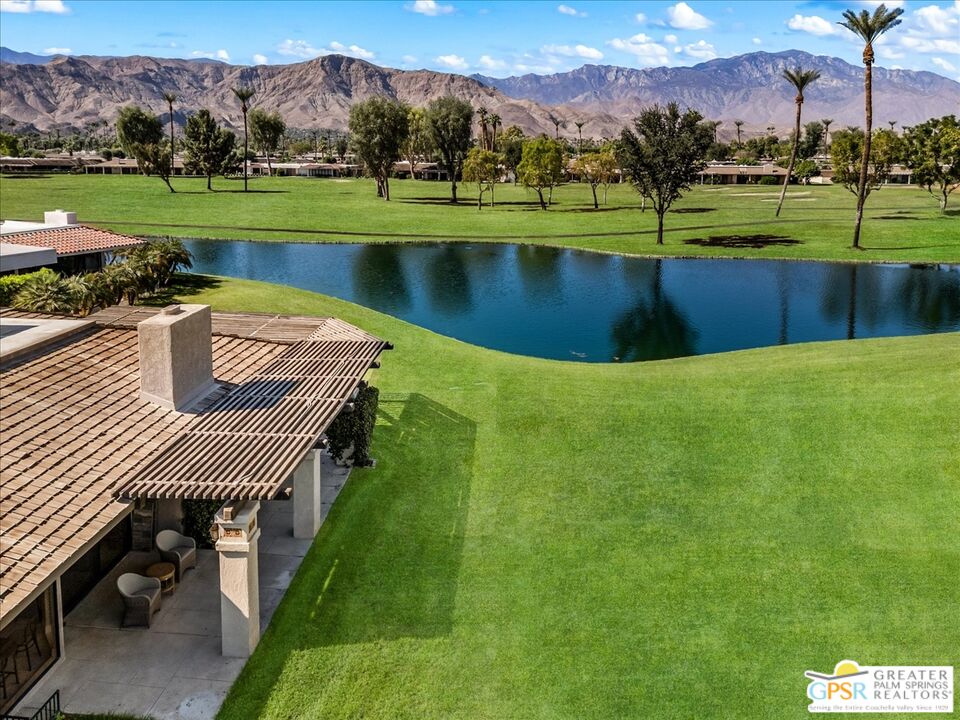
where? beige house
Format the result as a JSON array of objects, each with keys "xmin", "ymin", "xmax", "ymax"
[{"xmin": 0, "ymin": 304, "xmax": 388, "ymax": 715}]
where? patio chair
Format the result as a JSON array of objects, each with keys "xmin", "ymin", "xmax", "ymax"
[
  {"xmin": 117, "ymin": 573, "xmax": 161, "ymax": 628},
  {"xmin": 156, "ymin": 529, "xmax": 197, "ymax": 582}
]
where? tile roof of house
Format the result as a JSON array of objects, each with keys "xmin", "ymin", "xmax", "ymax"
[
  {"xmin": 0, "ymin": 306, "xmax": 387, "ymax": 626},
  {"xmin": 0, "ymin": 225, "xmax": 146, "ymax": 256}
]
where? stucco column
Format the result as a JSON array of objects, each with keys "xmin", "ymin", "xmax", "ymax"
[
  {"xmin": 292, "ymin": 449, "xmax": 323, "ymax": 539},
  {"xmin": 214, "ymin": 500, "xmax": 261, "ymax": 658}
]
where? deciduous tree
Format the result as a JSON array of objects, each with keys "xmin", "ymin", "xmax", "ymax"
[
  {"xmin": 348, "ymin": 97, "xmax": 409, "ymax": 201},
  {"xmin": 249, "ymin": 108, "xmax": 286, "ymax": 175},
  {"xmin": 517, "ymin": 137, "xmax": 565, "ymax": 210},
  {"xmin": 115, "ymin": 105, "xmax": 175, "ymax": 192},
  {"xmin": 905, "ymin": 115, "xmax": 960, "ymax": 213},
  {"xmin": 462, "ymin": 147, "xmax": 501, "ymax": 209},
  {"xmin": 426, "ymin": 97, "xmax": 473, "ymax": 203}
]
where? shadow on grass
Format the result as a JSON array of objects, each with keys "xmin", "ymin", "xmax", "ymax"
[
  {"xmin": 223, "ymin": 392, "xmax": 476, "ymax": 716},
  {"xmin": 684, "ymin": 234, "xmax": 801, "ymax": 249},
  {"xmin": 139, "ymin": 273, "xmax": 222, "ymax": 306},
  {"xmin": 670, "ymin": 207, "xmax": 717, "ymax": 214}
]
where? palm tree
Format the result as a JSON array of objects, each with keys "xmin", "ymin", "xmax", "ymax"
[
  {"xmin": 550, "ymin": 115, "xmax": 561, "ymax": 139},
  {"xmin": 776, "ymin": 67, "xmax": 821, "ymax": 217},
  {"xmin": 11, "ymin": 272, "xmax": 76, "ymax": 314},
  {"xmin": 887, "ymin": 119, "xmax": 897, "ymax": 133},
  {"xmin": 734, "ymin": 120, "xmax": 745, "ymax": 148},
  {"xmin": 820, "ymin": 118, "xmax": 833, "ymax": 155},
  {"xmin": 839, "ymin": 3, "xmax": 904, "ymax": 248},
  {"xmin": 476, "ymin": 107, "xmax": 489, "ymax": 150},
  {"xmin": 712, "ymin": 120, "xmax": 722, "ymax": 145},
  {"xmin": 766, "ymin": 125, "xmax": 776, "ymax": 137},
  {"xmin": 575, "ymin": 120, "xmax": 585, "ymax": 156},
  {"xmin": 162, "ymin": 92, "xmax": 177, "ymax": 179},
  {"xmin": 488, "ymin": 113, "xmax": 501, "ymax": 151},
  {"xmin": 232, "ymin": 86, "xmax": 256, "ymax": 191}
]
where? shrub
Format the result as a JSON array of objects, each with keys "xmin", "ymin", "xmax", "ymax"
[
  {"xmin": 759, "ymin": 176, "xmax": 780, "ymax": 185},
  {"xmin": 182, "ymin": 499, "xmax": 222, "ymax": 549},
  {"xmin": 0, "ymin": 268, "xmax": 58, "ymax": 306},
  {"xmin": 326, "ymin": 383, "xmax": 380, "ymax": 466}
]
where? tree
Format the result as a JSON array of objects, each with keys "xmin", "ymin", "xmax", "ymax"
[
  {"xmin": 182, "ymin": 109, "xmax": 237, "ymax": 190},
  {"xmin": 462, "ymin": 147, "xmax": 500, "ymax": 209},
  {"xmin": 793, "ymin": 158, "xmax": 820, "ymax": 184},
  {"xmin": 11, "ymin": 272, "xmax": 75, "ymax": 314},
  {"xmin": 573, "ymin": 150, "xmax": 617, "ymax": 208},
  {"xmin": 517, "ymin": 137, "xmax": 565, "ymax": 210},
  {"xmin": 499, "ymin": 125, "xmax": 525, "ymax": 184},
  {"xmin": 734, "ymin": 120, "xmax": 745, "ymax": 148},
  {"xmin": 776, "ymin": 67, "xmax": 821, "ymax": 216},
  {"xmin": 249, "ymin": 108, "xmax": 286, "ymax": 175},
  {"xmin": 830, "ymin": 127, "xmax": 903, "ymax": 201},
  {"xmin": 839, "ymin": 3, "xmax": 904, "ymax": 248},
  {"xmin": 905, "ymin": 115, "xmax": 960, "ymax": 213},
  {"xmin": 348, "ymin": 97, "xmax": 409, "ymax": 201},
  {"xmin": 575, "ymin": 120, "xmax": 586, "ymax": 156},
  {"xmin": 232, "ymin": 86, "xmax": 256, "ymax": 191},
  {"xmin": 426, "ymin": 96, "xmax": 473, "ymax": 203},
  {"xmin": 618, "ymin": 103, "xmax": 713, "ymax": 244},
  {"xmin": 162, "ymin": 92, "xmax": 177, "ymax": 179},
  {"xmin": 115, "ymin": 105, "xmax": 175, "ymax": 192},
  {"xmin": 404, "ymin": 106, "xmax": 430, "ymax": 179},
  {"xmin": 798, "ymin": 121, "xmax": 825, "ymax": 161},
  {"xmin": 476, "ymin": 106, "xmax": 489, "ymax": 150},
  {"xmin": 821, "ymin": 118, "xmax": 834, "ymax": 154},
  {"xmin": 488, "ymin": 114, "xmax": 502, "ymax": 152},
  {"xmin": 0, "ymin": 130, "xmax": 21, "ymax": 157}
]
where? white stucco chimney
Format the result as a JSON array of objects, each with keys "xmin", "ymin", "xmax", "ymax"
[
  {"xmin": 138, "ymin": 304, "xmax": 217, "ymax": 411},
  {"xmin": 43, "ymin": 209, "xmax": 78, "ymax": 226}
]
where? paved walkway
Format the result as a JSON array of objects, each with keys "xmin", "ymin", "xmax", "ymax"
[{"xmin": 15, "ymin": 452, "xmax": 350, "ymax": 720}]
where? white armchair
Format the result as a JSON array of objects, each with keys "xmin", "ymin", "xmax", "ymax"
[
  {"xmin": 156, "ymin": 529, "xmax": 197, "ymax": 582},
  {"xmin": 117, "ymin": 573, "xmax": 161, "ymax": 627}
]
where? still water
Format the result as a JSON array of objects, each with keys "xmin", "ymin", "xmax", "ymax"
[{"xmin": 185, "ymin": 239, "xmax": 960, "ymax": 362}]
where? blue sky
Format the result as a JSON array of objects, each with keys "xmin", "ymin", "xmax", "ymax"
[{"xmin": 1, "ymin": 0, "xmax": 958, "ymax": 79}]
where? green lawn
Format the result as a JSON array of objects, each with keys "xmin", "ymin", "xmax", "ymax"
[
  {"xmin": 168, "ymin": 276, "xmax": 960, "ymax": 720},
  {"xmin": 2, "ymin": 173, "xmax": 958, "ymax": 263}
]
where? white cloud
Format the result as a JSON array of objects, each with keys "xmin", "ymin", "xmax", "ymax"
[
  {"xmin": 407, "ymin": 0, "xmax": 453, "ymax": 16},
  {"xmin": 877, "ymin": 45, "xmax": 905, "ymax": 59},
  {"xmin": 557, "ymin": 4, "xmax": 586, "ymax": 16},
  {"xmin": 435, "ymin": 53, "xmax": 468, "ymax": 70},
  {"xmin": 253, "ymin": 53, "xmax": 268, "ymax": 65},
  {"xmin": 787, "ymin": 14, "xmax": 837, "ymax": 37},
  {"xmin": 666, "ymin": 2, "xmax": 712, "ymax": 30},
  {"xmin": 634, "ymin": 12, "xmax": 647, "ymax": 23},
  {"xmin": 861, "ymin": 0, "xmax": 905, "ymax": 7},
  {"xmin": 402, "ymin": 54, "xmax": 418, "ymax": 64},
  {"xmin": 1, "ymin": 0, "xmax": 68, "ymax": 12},
  {"xmin": 478, "ymin": 54, "xmax": 507, "ymax": 70},
  {"xmin": 607, "ymin": 33, "xmax": 671, "ymax": 65},
  {"xmin": 913, "ymin": 3, "xmax": 960, "ymax": 37},
  {"xmin": 683, "ymin": 39, "xmax": 716, "ymax": 60},
  {"xmin": 328, "ymin": 41, "xmax": 375, "ymax": 60},
  {"xmin": 899, "ymin": 35, "xmax": 960, "ymax": 54},
  {"xmin": 190, "ymin": 49, "xmax": 229, "ymax": 61},
  {"xmin": 752, "ymin": 37, "xmax": 762, "ymax": 45},
  {"xmin": 542, "ymin": 43, "xmax": 603, "ymax": 60},
  {"xmin": 931, "ymin": 56, "xmax": 957, "ymax": 72},
  {"xmin": 276, "ymin": 38, "xmax": 374, "ymax": 60},
  {"xmin": 277, "ymin": 39, "xmax": 321, "ymax": 58},
  {"xmin": 42, "ymin": 46, "xmax": 70, "ymax": 54},
  {"xmin": 664, "ymin": 33, "xmax": 678, "ymax": 43}
]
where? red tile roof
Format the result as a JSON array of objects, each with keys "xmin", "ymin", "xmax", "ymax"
[{"xmin": 1, "ymin": 225, "xmax": 145, "ymax": 256}]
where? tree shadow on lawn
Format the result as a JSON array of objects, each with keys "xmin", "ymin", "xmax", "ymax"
[
  {"xmin": 141, "ymin": 273, "xmax": 222, "ymax": 306},
  {"xmin": 228, "ymin": 392, "xmax": 476, "ymax": 715}
]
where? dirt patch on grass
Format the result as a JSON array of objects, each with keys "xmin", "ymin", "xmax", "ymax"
[{"xmin": 684, "ymin": 234, "xmax": 801, "ymax": 249}]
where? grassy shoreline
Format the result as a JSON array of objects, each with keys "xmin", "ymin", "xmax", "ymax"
[
  {"xmin": 2, "ymin": 174, "xmax": 958, "ymax": 263},
  {"xmin": 168, "ymin": 276, "xmax": 960, "ymax": 720}
]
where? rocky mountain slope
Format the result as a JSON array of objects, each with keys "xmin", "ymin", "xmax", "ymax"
[
  {"xmin": 0, "ymin": 49, "xmax": 956, "ymax": 139},
  {"xmin": 0, "ymin": 53, "xmax": 620, "ymax": 137},
  {"xmin": 473, "ymin": 50, "xmax": 960, "ymax": 135}
]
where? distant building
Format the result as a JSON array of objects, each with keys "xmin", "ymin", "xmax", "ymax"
[{"xmin": 0, "ymin": 211, "xmax": 146, "ymax": 274}]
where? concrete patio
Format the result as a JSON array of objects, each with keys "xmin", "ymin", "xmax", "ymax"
[{"xmin": 14, "ymin": 452, "xmax": 351, "ymax": 720}]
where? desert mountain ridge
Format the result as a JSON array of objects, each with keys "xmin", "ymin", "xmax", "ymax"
[{"xmin": 1, "ymin": 48, "xmax": 957, "ymax": 140}]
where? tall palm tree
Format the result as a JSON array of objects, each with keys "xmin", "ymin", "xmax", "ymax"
[
  {"xmin": 162, "ymin": 92, "xmax": 177, "ymax": 179},
  {"xmin": 839, "ymin": 3, "xmax": 904, "ymax": 248},
  {"xmin": 488, "ymin": 113, "xmax": 501, "ymax": 152},
  {"xmin": 476, "ymin": 107, "xmax": 489, "ymax": 150},
  {"xmin": 887, "ymin": 119, "xmax": 897, "ymax": 133},
  {"xmin": 575, "ymin": 120, "xmax": 585, "ymax": 155},
  {"xmin": 232, "ymin": 86, "xmax": 256, "ymax": 191},
  {"xmin": 734, "ymin": 120, "xmax": 745, "ymax": 148},
  {"xmin": 820, "ymin": 118, "xmax": 833, "ymax": 155},
  {"xmin": 776, "ymin": 67, "xmax": 821, "ymax": 217},
  {"xmin": 712, "ymin": 120, "xmax": 722, "ymax": 145},
  {"xmin": 550, "ymin": 116, "xmax": 561, "ymax": 139}
]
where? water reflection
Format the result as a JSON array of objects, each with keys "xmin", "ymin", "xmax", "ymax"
[
  {"xmin": 182, "ymin": 239, "xmax": 960, "ymax": 363},
  {"xmin": 611, "ymin": 260, "xmax": 699, "ymax": 361}
]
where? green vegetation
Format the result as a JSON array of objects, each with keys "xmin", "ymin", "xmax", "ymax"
[
  {"xmin": 3, "ymin": 174, "xmax": 955, "ymax": 263},
  {"xmin": 163, "ymin": 276, "xmax": 960, "ymax": 720},
  {"xmin": 904, "ymin": 115, "xmax": 960, "ymax": 213}
]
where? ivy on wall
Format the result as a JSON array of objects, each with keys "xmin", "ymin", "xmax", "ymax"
[{"xmin": 326, "ymin": 383, "xmax": 380, "ymax": 467}]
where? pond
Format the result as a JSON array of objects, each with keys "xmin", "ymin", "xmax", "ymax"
[{"xmin": 184, "ymin": 239, "xmax": 960, "ymax": 363}]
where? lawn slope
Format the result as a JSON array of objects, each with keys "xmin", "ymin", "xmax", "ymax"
[
  {"xmin": 2, "ymin": 174, "xmax": 958, "ymax": 263},
  {"xmin": 177, "ymin": 277, "xmax": 960, "ymax": 720}
]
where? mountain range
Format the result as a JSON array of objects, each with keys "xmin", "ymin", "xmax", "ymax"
[{"xmin": 1, "ymin": 48, "xmax": 957, "ymax": 140}]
